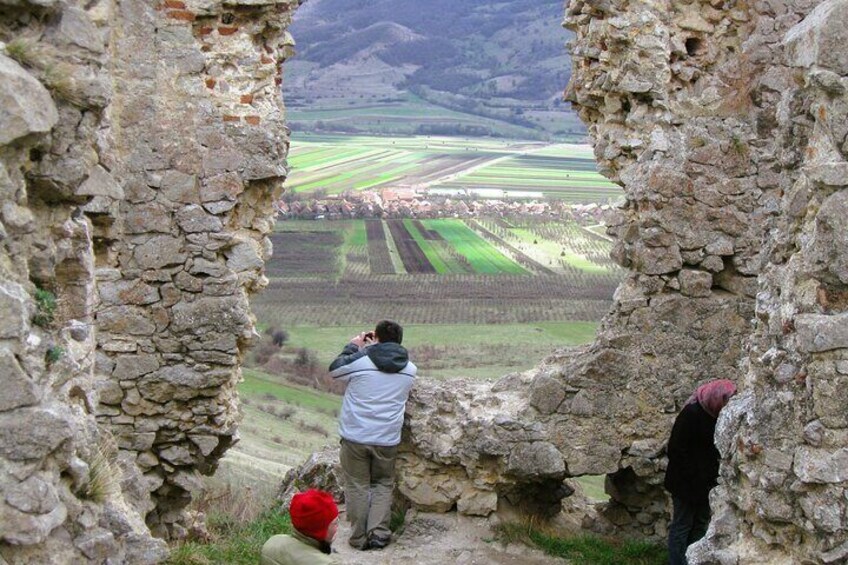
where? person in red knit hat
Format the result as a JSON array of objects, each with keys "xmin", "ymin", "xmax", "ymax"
[{"xmin": 261, "ymin": 490, "xmax": 341, "ymax": 565}]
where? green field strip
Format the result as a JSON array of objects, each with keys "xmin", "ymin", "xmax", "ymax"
[
  {"xmin": 290, "ymin": 158, "xmax": 417, "ymax": 193},
  {"xmin": 509, "ymin": 228, "xmax": 609, "ymax": 274},
  {"xmin": 379, "ymin": 219, "xmax": 408, "ymax": 275},
  {"xmin": 403, "ymin": 220, "xmax": 468, "ymax": 274},
  {"xmin": 347, "ymin": 220, "xmax": 368, "ymax": 247},
  {"xmin": 288, "ymin": 146, "xmax": 373, "ymax": 167},
  {"xmin": 422, "ymin": 219, "xmax": 528, "ymax": 275},
  {"xmin": 289, "ymin": 147, "xmax": 396, "ymax": 172}
]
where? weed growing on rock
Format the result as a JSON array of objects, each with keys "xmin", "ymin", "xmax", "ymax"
[
  {"xmin": 5, "ymin": 37, "xmax": 46, "ymax": 68},
  {"xmin": 79, "ymin": 447, "xmax": 119, "ymax": 503},
  {"xmin": 45, "ymin": 345, "xmax": 64, "ymax": 365},
  {"xmin": 33, "ymin": 287, "xmax": 57, "ymax": 327}
]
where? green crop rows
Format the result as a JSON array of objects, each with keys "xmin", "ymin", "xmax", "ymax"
[{"xmin": 284, "ymin": 134, "xmax": 621, "ymax": 202}]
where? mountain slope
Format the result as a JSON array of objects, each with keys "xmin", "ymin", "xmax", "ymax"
[{"xmin": 285, "ymin": 0, "xmax": 584, "ymax": 140}]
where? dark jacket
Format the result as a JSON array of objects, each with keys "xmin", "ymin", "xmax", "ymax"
[{"xmin": 663, "ymin": 401, "xmax": 720, "ymax": 505}]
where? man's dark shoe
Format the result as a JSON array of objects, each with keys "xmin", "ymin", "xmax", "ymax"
[{"xmin": 367, "ymin": 537, "xmax": 390, "ymax": 550}]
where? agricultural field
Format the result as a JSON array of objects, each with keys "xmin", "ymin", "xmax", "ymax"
[
  {"xmin": 252, "ymin": 217, "xmax": 623, "ymax": 380},
  {"xmin": 284, "ymin": 134, "xmax": 620, "ymax": 203}
]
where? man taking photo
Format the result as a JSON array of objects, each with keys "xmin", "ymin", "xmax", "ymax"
[{"xmin": 328, "ymin": 320, "xmax": 416, "ymax": 551}]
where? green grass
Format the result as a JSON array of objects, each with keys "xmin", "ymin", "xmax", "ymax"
[
  {"xmin": 220, "ymin": 369, "xmax": 341, "ymax": 480},
  {"xmin": 281, "ymin": 322, "xmax": 598, "ymax": 377},
  {"xmin": 167, "ymin": 508, "xmax": 292, "ymax": 565},
  {"xmin": 495, "ymin": 523, "xmax": 667, "ymax": 565},
  {"xmin": 241, "ymin": 369, "xmax": 340, "ymax": 413},
  {"xmin": 575, "ymin": 475, "xmax": 608, "ymax": 502},
  {"xmin": 422, "ymin": 219, "xmax": 527, "ymax": 274}
]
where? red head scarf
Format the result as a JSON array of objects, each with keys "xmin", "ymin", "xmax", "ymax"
[
  {"xmin": 687, "ymin": 379, "xmax": 737, "ymax": 418},
  {"xmin": 289, "ymin": 490, "xmax": 339, "ymax": 541}
]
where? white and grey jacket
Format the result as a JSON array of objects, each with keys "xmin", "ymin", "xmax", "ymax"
[{"xmin": 328, "ymin": 342, "xmax": 416, "ymax": 447}]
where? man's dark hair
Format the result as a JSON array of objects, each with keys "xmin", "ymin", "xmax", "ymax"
[{"xmin": 375, "ymin": 320, "xmax": 403, "ymax": 344}]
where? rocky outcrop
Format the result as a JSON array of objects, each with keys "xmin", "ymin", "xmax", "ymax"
[
  {"xmin": 0, "ymin": 0, "xmax": 295, "ymax": 562},
  {"xmin": 396, "ymin": 1, "xmax": 848, "ymax": 562}
]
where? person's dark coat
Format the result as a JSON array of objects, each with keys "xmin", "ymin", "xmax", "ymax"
[{"xmin": 663, "ymin": 401, "xmax": 720, "ymax": 505}]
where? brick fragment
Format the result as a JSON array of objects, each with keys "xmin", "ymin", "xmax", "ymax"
[
  {"xmin": 168, "ymin": 10, "xmax": 196, "ymax": 21},
  {"xmin": 245, "ymin": 116, "xmax": 260, "ymax": 126},
  {"xmin": 223, "ymin": 115, "xmax": 240, "ymax": 123},
  {"xmin": 240, "ymin": 94, "xmax": 254, "ymax": 104},
  {"xmin": 205, "ymin": 78, "xmax": 216, "ymax": 89},
  {"xmin": 260, "ymin": 55, "xmax": 274, "ymax": 65},
  {"xmin": 164, "ymin": 0, "xmax": 185, "ymax": 8},
  {"xmin": 198, "ymin": 26, "xmax": 214, "ymax": 36},
  {"xmin": 218, "ymin": 26, "xmax": 238, "ymax": 36}
]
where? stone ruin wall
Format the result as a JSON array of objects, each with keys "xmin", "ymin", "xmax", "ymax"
[
  {"xmin": 0, "ymin": 0, "xmax": 296, "ymax": 562},
  {"xmin": 1, "ymin": 0, "xmax": 846, "ymax": 562},
  {"xmin": 397, "ymin": 0, "xmax": 848, "ymax": 563}
]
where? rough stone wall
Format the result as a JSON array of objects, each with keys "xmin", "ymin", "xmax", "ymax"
[
  {"xmin": 399, "ymin": 0, "xmax": 847, "ymax": 558},
  {"xmin": 0, "ymin": 0, "xmax": 296, "ymax": 561},
  {"xmin": 399, "ymin": 0, "xmax": 767, "ymax": 539},
  {"xmin": 691, "ymin": 1, "xmax": 848, "ymax": 563}
]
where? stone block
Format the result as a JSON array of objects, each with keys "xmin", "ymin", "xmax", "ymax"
[
  {"xmin": 679, "ymin": 269, "xmax": 713, "ymax": 297},
  {"xmin": 0, "ymin": 407, "xmax": 73, "ymax": 461},
  {"xmin": 124, "ymin": 202, "xmax": 172, "ymax": 234},
  {"xmin": 529, "ymin": 374, "xmax": 566, "ymax": 414},
  {"xmin": 795, "ymin": 313, "xmax": 848, "ymax": 352},
  {"xmin": 133, "ymin": 235, "xmax": 187, "ymax": 270},
  {"xmin": 0, "ymin": 502, "xmax": 67, "ymax": 545},
  {"xmin": 5, "ymin": 475, "xmax": 60, "ymax": 514},
  {"xmin": 225, "ymin": 239, "xmax": 263, "ymax": 271},
  {"xmin": 201, "ymin": 172, "xmax": 243, "ymax": 202},
  {"xmin": 794, "ymin": 446, "xmax": 848, "ymax": 483},
  {"xmin": 0, "ymin": 281, "xmax": 29, "ymax": 339},
  {"xmin": 176, "ymin": 204, "xmax": 223, "ymax": 233},
  {"xmin": 506, "ymin": 442, "xmax": 565, "ymax": 479},
  {"xmin": 160, "ymin": 170, "xmax": 199, "ymax": 203},
  {"xmin": 159, "ymin": 445, "xmax": 194, "ymax": 465},
  {"xmin": 137, "ymin": 364, "xmax": 231, "ymax": 402},
  {"xmin": 77, "ymin": 165, "xmax": 124, "ymax": 199},
  {"xmin": 784, "ymin": 0, "xmax": 848, "ymax": 74},
  {"xmin": 113, "ymin": 353, "xmax": 160, "ymax": 380},
  {"xmin": 52, "ymin": 7, "xmax": 105, "ymax": 53},
  {"xmin": 170, "ymin": 295, "xmax": 249, "ymax": 334},
  {"xmin": 75, "ymin": 529, "xmax": 118, "ymax": 560},
  {"xmin": 0, "ymin": 54, "xmax": 58, "ymax": 145},
  {"xmin": 0, "ymin": 350, "xmax": 40, "ymax": 411},
  {"xmin": 97, "ymin": 306, "xmax": 156, "ymax": 336},
  {"xmin": 99, "ymin": 279, "xmax": 160, "ymax": 306},
  {"xmin": 456, "ymin": 489, "xmax": 498, "ymax": 516}
]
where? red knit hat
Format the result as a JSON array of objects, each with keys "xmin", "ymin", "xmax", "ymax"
[{"xmin": 289, "ymin": 490, "xmax": 339, "ymax": 541}]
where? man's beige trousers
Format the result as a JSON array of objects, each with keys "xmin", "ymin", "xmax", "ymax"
[{"xmin": 339, "ymin": 438, "xmax": 397, "ymax": 548}]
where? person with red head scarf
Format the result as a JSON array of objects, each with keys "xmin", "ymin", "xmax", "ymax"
[
  {"xmin": 664, "ymin": 379, "xmax": 737, "ymax": 565},
  {"xmin": 261, "ymin": 490, "xmax": 341, "ymax": 565}
]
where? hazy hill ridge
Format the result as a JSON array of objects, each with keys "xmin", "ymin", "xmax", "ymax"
[{"xmin": 286, "ymin": 0, "xmax": 579, "ymax": 137}]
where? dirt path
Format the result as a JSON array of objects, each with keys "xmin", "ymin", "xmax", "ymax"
[{"xmin": 330, "ymin": 507, "xmax": 566, "ymax": 564}]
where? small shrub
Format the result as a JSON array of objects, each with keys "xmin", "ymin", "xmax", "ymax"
[
  {"xmin": 45, "ymin": 345, "xmax": 64, "ymax": 365},
  {"xmin": 33, "ymin": 288, "xmax": 57, "ymax": 327},
  {"xmin": 295, "ymin": 419, "xmax": 328, "ymax": 438}
]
